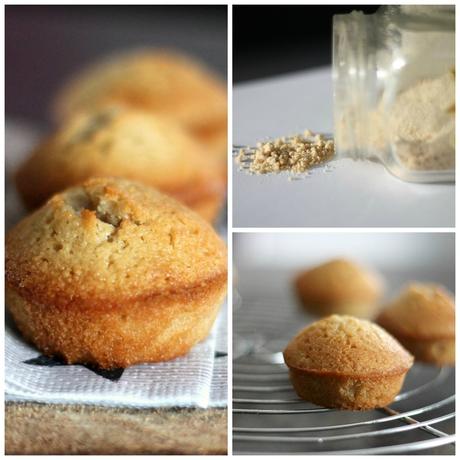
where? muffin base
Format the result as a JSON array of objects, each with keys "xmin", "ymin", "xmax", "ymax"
[
  {"xmin": 6, "ymin": 276, "xmax": 226, "ymax": 369},
  {"xmin": 288, "ymin": 368, "xmax": 407, "ymax": 410},
  {"xmin": 396, "ymin": 336, "xmax": 455, "ymax": 366},
  {"xmin": 298, "ymin": 299, "xmax": 379, "ymax": 320}
]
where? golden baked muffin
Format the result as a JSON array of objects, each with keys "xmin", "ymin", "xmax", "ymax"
[
  {"xmin": 294, "ymin": 259, "xmax": 383, "ymax": 318},
  {"xmin": 15, "ymin": 106, "xmax": 225, "ymax": 222},
  {"xmin": 52, "ymin": 50, "xmax": 227, "ymax": 164},
  {"xmin": 377, "ymin": 283, "xmax": 455, "ymax": 366},
  {"xmin": 6, "ymin": 177, "xmax": 227, "ymax": 369},
  {"xmin": 284, "ymin": 315, "xmax": 413, "ymax": 410}
]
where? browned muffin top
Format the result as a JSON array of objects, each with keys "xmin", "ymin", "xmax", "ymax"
[
  {"xmin": 284, "ymin": 315, "xmax": 413, "ymax": 377},
  {"xmin": 6, "ymin": 177, "xmax": 227, "ymax": 311},
  {"xmin": 377, "ymin": 283, "xmax": 455, "ymax": 340},
  {"xmin": 295, "ymin": 258, "xmax": 383, "ymax": 305},
  {"xmin": 16, "ymin": 106, "xmax": 224, "ymax": 210},
  {"xmin": 53, "ymin": 50, "xmax": 227, "ymax": 132}
]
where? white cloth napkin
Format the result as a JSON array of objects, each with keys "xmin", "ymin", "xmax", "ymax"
[
  {"xmin": 5, "ymin": 119, "xmax": 227, "ymax": 408},
  {"xmin": 6, "ymin": 308, "xmax": 227, "ymax": 408}
]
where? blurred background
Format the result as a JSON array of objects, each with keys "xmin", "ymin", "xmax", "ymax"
[
  {"xmin": 6, "ymin": 5, "xmax": 227, "ymax": 124},
  {"xmin": 234, "ymin": 233, "xmax": 455, "ymax": 300},
  {"xmin": 233, "ymin": 5, "xmax": 379, "ymax": 82}
]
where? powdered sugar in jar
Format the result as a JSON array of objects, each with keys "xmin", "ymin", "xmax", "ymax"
[{"xmin": 333, "ymin": 5, "xmax": 454, "ymax": 183}]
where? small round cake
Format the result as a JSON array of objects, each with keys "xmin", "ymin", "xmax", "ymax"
[
  {"xmin": 6, "ymin": 177, "xmax": 227, "ymax": 369},
  {"xmin": 15, "ymin": 106, "xmax": 225, "ymax": 222},
  {"xmin": 52, "ymin": 50, "xmax": 227, "ymax": 163},
  {"xmin": 294, "ymin": 259, "xmax": 383, "ymax": 318},
  {"xmin": 377, "ymin": 283, "xmax": 455, "ymax": 366},
  {"xmin": 283, "ymin": 315, "xmax": 413, "ymax": 410}
]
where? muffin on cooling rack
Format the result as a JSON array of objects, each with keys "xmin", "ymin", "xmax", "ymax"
[
  {"xmin": 377, "ymin": 283, "xmax": 455, "ymax": 366},
  {"xmin": 283, "ymin": 315, "xmax": 414, "ymax": 410},
  {"xmin": 6, "ymin": 177, "xmax": 227, "ymax": 369},
  {"xmin": 15, "ymin": 106, "xmax": 225, "ymax": 222},
  {"xmin": 52, "ymin": 50, "xmax": 227, "ymax": 167},
  {"xmin": 294, "ymin": 259, "xmax": 383, "ymax": 319}
]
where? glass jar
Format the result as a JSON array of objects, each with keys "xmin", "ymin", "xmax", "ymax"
[{"xmin": 333, "ymin": 5, "xmax": 455, "ymax": 183}]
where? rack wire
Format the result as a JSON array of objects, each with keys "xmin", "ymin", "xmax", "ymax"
[{"xmin": 233, "ymin": 298, "xmax": 455, "ymax": 455}]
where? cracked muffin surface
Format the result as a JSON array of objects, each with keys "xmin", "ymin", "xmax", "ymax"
[
  {"xmin": 284, "ymin": 315, "xmax": 413, "ymax": 410},
  {"xmin": 16, "ymin": 106, "xmax": 225, "ymax": 222},
  {"xmin": 6, "ymin": 177, "xmax": 227, "ymax": 368}
]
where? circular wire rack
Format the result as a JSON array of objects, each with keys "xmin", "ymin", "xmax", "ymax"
[{"xmin": 233, "ymin": 298, "xmax": 455, "ymax": 455}]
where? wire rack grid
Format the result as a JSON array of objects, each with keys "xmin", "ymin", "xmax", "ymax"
[{"xmin": 233, "ymin": 297, "xmax": 455, "ymax": 455}]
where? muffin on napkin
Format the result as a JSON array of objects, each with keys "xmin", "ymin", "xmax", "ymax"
[{"xmin": 6, "ymin": 177, "xmax": 227, "ymax": 369}]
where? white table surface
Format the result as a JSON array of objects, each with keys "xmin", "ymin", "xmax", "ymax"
[{"xmin": 232, "ymin": 67, "xmax": 455, "ymax": 228}]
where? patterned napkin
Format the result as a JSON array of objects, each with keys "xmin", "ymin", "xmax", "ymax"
[{"xmin": 5, "ymin": 119, "xmax": 227, "ymax": 408}]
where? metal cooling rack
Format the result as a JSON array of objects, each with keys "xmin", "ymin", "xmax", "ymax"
[{"xmin": 233, "ymin": 299, "xmax": 455, "ymax": 455}]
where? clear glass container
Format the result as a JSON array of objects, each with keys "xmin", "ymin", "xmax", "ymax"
[{"xmin": 333, "ymin": 5, "xmax": 455, "ymax": 183}]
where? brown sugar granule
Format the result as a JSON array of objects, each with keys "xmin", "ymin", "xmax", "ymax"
[{"xmin": 236, "ymin": 133, "xmax": 335, "ymax": 175}]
